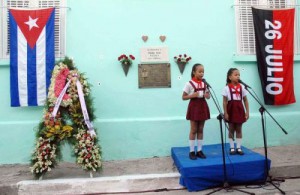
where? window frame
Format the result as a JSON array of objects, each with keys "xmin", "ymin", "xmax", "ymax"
[
  {"xmin": 234, "ymin": 0, "xmax": 299, "ymax": 56},
  {"xmin": 0, "ymin": 0, "xmax": 66, "ymax": 59}
]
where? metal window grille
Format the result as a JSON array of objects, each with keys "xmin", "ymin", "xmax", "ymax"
[
  {"xmin": 235, "ymin": 0, "xmax": 299, "ymax": 55},
  {"xmin": 0, "ymin": 0, "xmax": 66, "ymax": 59}
]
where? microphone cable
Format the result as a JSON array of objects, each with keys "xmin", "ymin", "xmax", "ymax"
[{"xmin": 205, "ymin": 80, "xmax": 235, "ymax": 176}]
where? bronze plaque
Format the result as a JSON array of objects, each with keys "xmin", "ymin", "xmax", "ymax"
[{"xmin": 138, "ymin": 63, "xmax": 171, "ymax": 88}]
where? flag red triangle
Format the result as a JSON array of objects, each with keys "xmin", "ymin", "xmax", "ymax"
[{"xmin": 10, "ymin": 8, "xmax": 54, "ymax": 49}]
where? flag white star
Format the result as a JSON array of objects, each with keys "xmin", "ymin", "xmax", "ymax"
[{"xmin": 24, "ymin": 16, "xmax": 39, "ymax": 30}]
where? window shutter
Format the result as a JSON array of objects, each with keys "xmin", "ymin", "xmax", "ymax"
[
  {"xmin": 235, "ymin": 0, "xmax": 299, "ymax": 55},
  {"xmin": 0, "ymin": 0, "xmax": 65, "ymax": 59},
  {"xmin": 39, "ymin": 0, "xmax": 66, "ymax": 57},
  {"xmin": 1, "ymin": 1, "xmax": 30, "ymax": 58},
  {"xmin": 235, "ymin": 0, "xmax": 260, "ymax": 55}
]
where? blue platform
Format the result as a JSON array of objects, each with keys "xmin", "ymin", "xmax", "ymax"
[{"xmin": 171, "ymin": 144, "xmax": 271, "ymax": 192}]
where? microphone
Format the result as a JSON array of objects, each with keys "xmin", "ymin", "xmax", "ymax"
[
  {"xmin": 202, "ymin": 78, "xmax": 211, "ymax": 88},
  {"xmin": 238, "ymin": 79, "xmax": 251, "ymax": 89}
]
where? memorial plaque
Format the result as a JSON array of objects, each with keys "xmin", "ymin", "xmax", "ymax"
[
  {"xmin": 140, "ymin": 47, "xmax": 169, "ymax": 63},
  {"xmin": 138, "ymin": 63, "xmax": 171, "ymax": 88}
]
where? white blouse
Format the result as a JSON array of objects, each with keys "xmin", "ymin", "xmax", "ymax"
[
  {"xmin": 222, "ymin": 84, "xmax": 248, "ymax": 101},
  {"xmin": 183, "ymin": 80, "xmax": 209, "ymax": 98}
]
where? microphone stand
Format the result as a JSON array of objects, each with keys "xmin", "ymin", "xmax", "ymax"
[
  {"xmin": 204, "ymin": 82, "xmax": 253, "ymax": 195},
  {"xmin": 243, "ymin": 84, "xmax": 287, "ymax": 195}
]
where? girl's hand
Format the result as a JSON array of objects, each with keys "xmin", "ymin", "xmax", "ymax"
[
  {"xmin": 245, "ymin": 113, "xmax": 249, "ymax": 121},
  {"xmin": 204, "ymin": 91, "xmax": 210, "ymax": 99},
  {"xmin": 224, "ymin": 113, "xmax": 229, "ymax": 121},
  {"xmin": 191, "ymin": 92, "xmax": 199, "ymax": 98}
]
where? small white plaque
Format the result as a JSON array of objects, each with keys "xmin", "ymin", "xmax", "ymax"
[{"xmin": 140, "ymin": 47, "xmax": 169, "ymax": 63}]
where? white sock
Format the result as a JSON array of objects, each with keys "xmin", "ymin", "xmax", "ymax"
[
  {"xmin": 189, "ymin": 140, "xmax": 195, "ymax": 152},
  {"xmin": 236, "ymin": 138, "xmax": 242, "ymax": 149},
  {"xmin": 229, "ymin": 138, "xmax": 235, "ymax": 148},
  {"xmin": 197, "ymin": 139, "xmax": 203, "ymax": 151}
]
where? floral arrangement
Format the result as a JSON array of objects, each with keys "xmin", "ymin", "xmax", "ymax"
[
  {"xmin": 30, "ymin": 138, "xmax": 57, "ymax": 175},
  {"xmin": 118, "ymin": 54, "xmax": 135, "ymax": 66},
  {"xmin": 174, "ymin": 54, "xmax": 192, "ymax": 63},
  {"xmin": 30, "ymin": 57, "xmax": 101, "ymax": 179},
  {"xmin": 74, "ymin": 129, "xmax": 101, "ymax": 171}
]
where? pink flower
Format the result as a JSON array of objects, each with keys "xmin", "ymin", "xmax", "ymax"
[{"xmin": 54, "ymin": 68, "xmax": 70, "ymax": 100}]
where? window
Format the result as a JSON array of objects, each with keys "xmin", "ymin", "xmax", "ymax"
[
  {"xmin": 0, "ymin": 0, "xmax": 66, "ymax": 59},
  {"xmin": 235, "ymin": 0, "xmax": 299, "ymax": 55}
]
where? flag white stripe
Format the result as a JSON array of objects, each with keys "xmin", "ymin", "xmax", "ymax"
[
  {"xmin": 36, "ymin": 27, "xmax": 46, "ymax": 105},
  {"xmin": 17, "ymin": 27, "xmax": 28, "ymax": 106}
]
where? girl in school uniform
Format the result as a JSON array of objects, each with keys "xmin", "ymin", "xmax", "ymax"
[
  {"xmin": 182, "ymin": 63, "xmax": 210, "ymax": 160},
  {"xmin": 222, "ymin": 68, "xmax": 249, "ymax": 155}
]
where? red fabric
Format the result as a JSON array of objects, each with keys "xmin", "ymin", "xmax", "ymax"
[
  {"xmin": 273, "ymin": 9, "xmax": 295, "ymax": 105},
  {"xmin": 226, "ymin": 101, "xmax": 245, "ymax": 124},
  {"xmin": 228, "ymin": 83, "xmax": 241, "ymax": 99},
  {"xmin": 186, "ymin": 98, "xmax": 210, "ymax": 121},
  {"xmin": 252, "ymin": 8, "xmax": 295, "ymax": 105},
  {"xmin": 186, "ymin": 79, "xmax": 209, "ymax": 121},
  {"xmin": 10, "ymin": 8, "xmax": 54, "ymax": 49},
  {"xmin": 192, "ymin": 77, "xmax": 203, "ymax": 89}
]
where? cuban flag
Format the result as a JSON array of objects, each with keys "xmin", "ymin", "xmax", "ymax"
[{"xmin": 9, "ymin": 8, "xmax": 55, "ymax": 107}]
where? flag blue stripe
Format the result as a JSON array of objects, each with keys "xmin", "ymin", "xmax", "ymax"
[
  {"xmin": 27, "ymin": 45, "xmax": 38, "ymax": 106},
  {"xmin": 10, "ymin": 8, "xmax": 55, "ymax": 107},
  {"xmin": 46, "ymin": 8, "xmax": 55, "ymax": 91},
  {"xmin": 9, "ymin": 11, "xmax": 20, "ymax": 107}
]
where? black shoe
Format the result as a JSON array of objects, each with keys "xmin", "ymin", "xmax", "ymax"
[
  {"xmin": 196, "ymin": 151, "xmax": 206, "ymax": 159},
  {"xmin": 236, "ymin": 148, "xmax": 244, "ymax": 155},
  {"xmin": 229, "ymin": 148, "xmax": 236, "ymax": 155},
  {"xmin": 189, "ymin": 152, "xmax": 197, "ymax": 160}
]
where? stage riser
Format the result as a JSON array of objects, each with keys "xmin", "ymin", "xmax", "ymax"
[{"xmin": 172, "ymin": 144, "xmax": 271, "ymax": 192}]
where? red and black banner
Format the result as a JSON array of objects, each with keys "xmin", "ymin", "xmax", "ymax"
[{"xmin": 252, "ymin": 7, "xmax": 295, "ymax": 105}]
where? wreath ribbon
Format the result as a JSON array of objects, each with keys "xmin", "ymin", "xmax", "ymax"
[{"xmin": 51, "ymin": 74, "xmax": 96, "ymax": 137}]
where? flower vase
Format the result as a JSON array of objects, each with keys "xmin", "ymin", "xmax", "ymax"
[
  {"xmin": 122, "ymin": 63, "xmax": 130, "ymax": 76},
  {"xmin": 177, "ymin": 62, "xmax": 187, "ymax": 74}
]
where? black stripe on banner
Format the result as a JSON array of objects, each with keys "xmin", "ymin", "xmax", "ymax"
[{"xmin": 252, "ymin": 8, "xmax": 274, "ymax": 105}]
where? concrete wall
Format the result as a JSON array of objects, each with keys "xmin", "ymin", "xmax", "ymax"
[{"xmin": 0, "ymin": 0, "xmax": 300, "ymax": 164}]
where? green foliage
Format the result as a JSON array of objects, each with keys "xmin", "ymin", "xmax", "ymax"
[{"xmin": 30, "ymin": 57, "xmax": 102, "ymax": 179}]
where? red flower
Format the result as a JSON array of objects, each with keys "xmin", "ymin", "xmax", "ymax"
[
  {"xmin": 129, "ymin": 55, "xmax": 135, "ymax": 60},
  {"xmin": 174, "ymin": 54, "xmax": 192, "ymax": 63},
  {"xmin": 118, "ymin": 54, "xmax": 135, "ymax": 65}
]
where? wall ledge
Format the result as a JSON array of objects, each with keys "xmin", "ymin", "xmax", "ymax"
[
  {"xmin": 232, "ymin": 54, "xmax": 300, "ymax": 62},
  {"xmin": 0, "ymin": 59, "xmax": 9, "ymax": 66}
]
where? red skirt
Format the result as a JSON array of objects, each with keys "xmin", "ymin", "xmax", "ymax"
[
  {"xmin": 186, "ymin": 98, "xmax": 210, "ymax": 121},
  {"xmin": 227, "ymin": 100, "xmax": 246, "ymax": 124}
]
